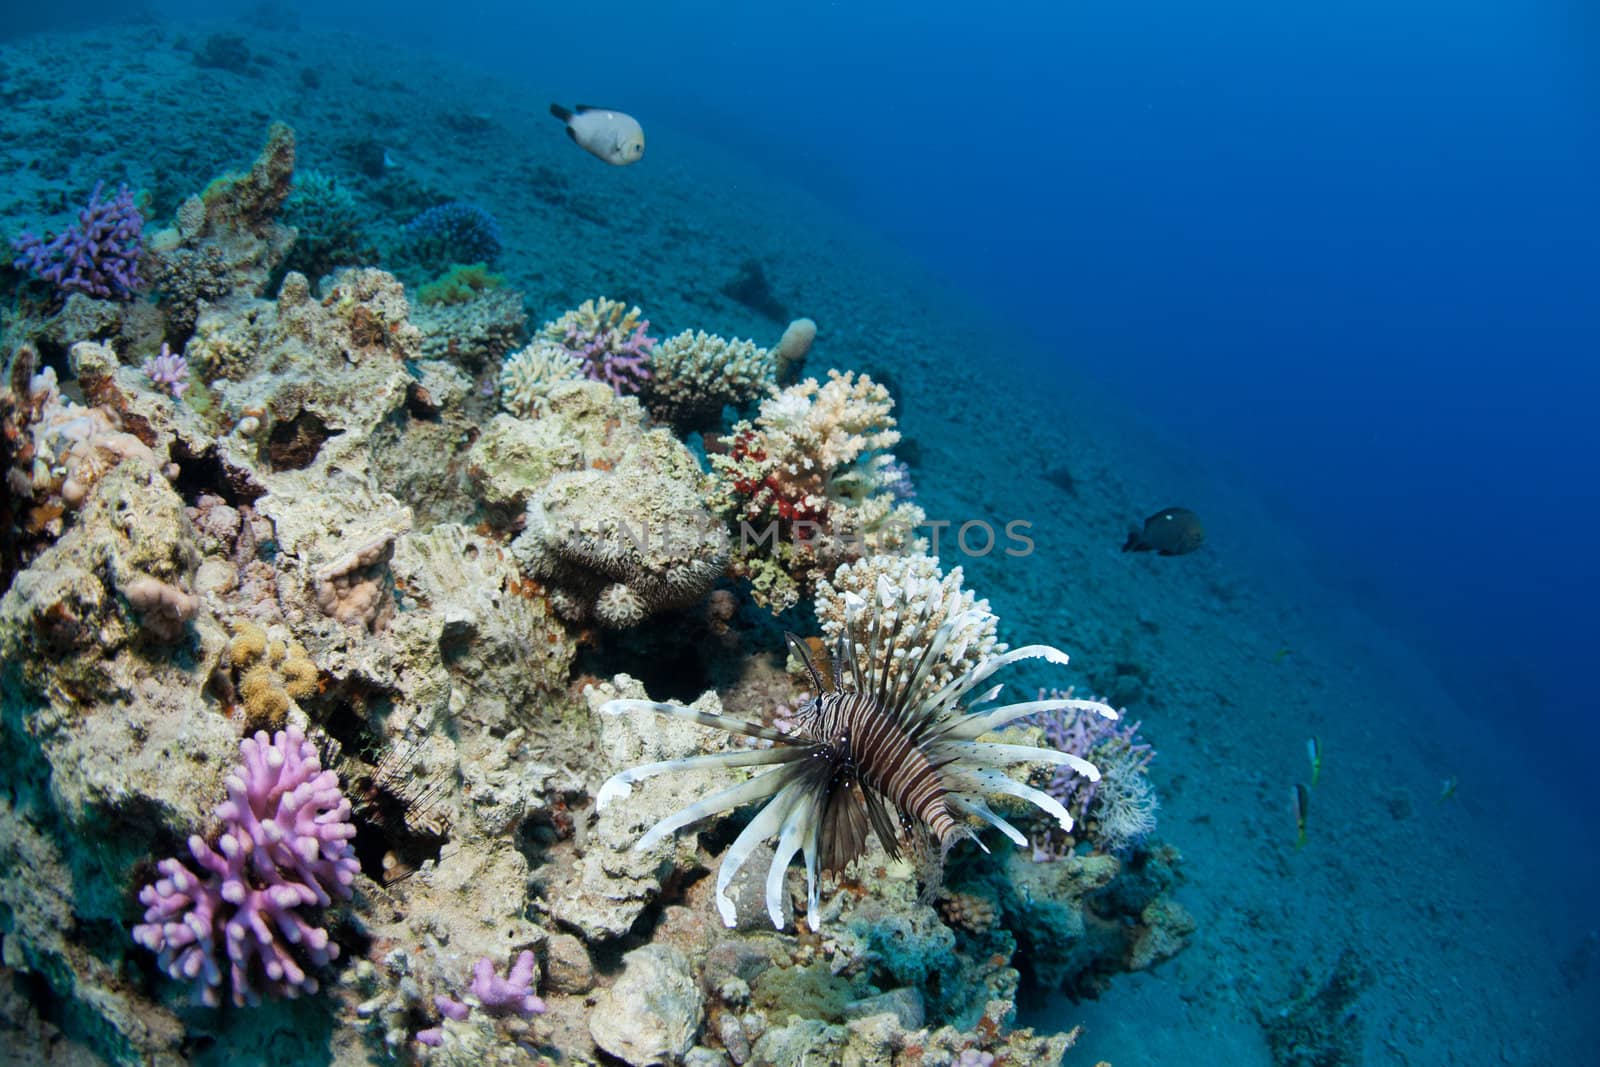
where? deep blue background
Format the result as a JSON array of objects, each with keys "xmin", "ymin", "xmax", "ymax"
[{"xmin": 30, "ymin": 1, "xmax": 1600, "ymax": 778}]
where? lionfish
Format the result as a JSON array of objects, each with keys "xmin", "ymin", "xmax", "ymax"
[{"xmin": 597, "ymin": 575, "xmax": 1117, "ymax": 930}]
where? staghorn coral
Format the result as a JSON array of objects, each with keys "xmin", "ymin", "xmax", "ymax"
[
  {"xmin": 131, "ymin": 727, "xmax": 360, "ymax": 1007},
  {"xmin": 540, "ymin": 297, "xmax": 655, "ymax": 395},
  {"xmin": 497, "ymin": 339, "xmax": 585, "ymax": 418},
  {"xmin": 11, "ymin": 181, "xmax": 144, "ymax": 301},
  {"xmin": 711, "ymin": 370, "xmax": 925, "ymax": 611},
  {"xmin": 640, "ymin": 328, "xmax": 776, "ymax": 432}
]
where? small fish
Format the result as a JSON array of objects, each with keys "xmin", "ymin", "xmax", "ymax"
[
  {"xmin": 1292, "ymin": 783, "xmax": 1310, "ymax": 847},
  {"xmin": 1122, "ymin": 506, "xmax": 1205, "ymax": 556},
  {"xmin": 1307, "ymin": 736, "xmax": 1322, "ymax": 787},
  {"xmin": 549, "ymin": 104, "xmax": 645, "ymax": 166},
  {"xmin": 1272, "ymin": 647, "xmax": 1294, "ymax": 662},
  {"xmin": 1439, "ymin": 776, "xmax": 1458, "ymax": 801}
]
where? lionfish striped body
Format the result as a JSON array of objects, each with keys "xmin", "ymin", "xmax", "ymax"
[{"xmin": 597, "ymin": 574, "xmax": 1116, "ymax": 930}]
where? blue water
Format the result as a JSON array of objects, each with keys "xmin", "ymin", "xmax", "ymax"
[
  {"xmin": 6, "ymin": 0, "xmax": 1598, "ymax": 1062},
  {"xmin": 265, "ymin": 0, "xmax": 1600, "ymax": 772}
]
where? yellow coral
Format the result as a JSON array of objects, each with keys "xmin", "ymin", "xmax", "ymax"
[
  {"xmin": 228, "ymin": 621, "xmax": 268, "ymax": 667},
  {"xmin": 238, "ymin": 664, "xmax": 290, "ymax": 730},
  {"xmin": 279, "ymin": 652, "xmax": 319, "ymax": 699}
]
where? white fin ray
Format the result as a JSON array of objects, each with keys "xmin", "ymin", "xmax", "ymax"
[
  {"xmin": 947, "ymin": 767, "xmax": 1076, "ymax": 833},
  {"xmin": 715, "ymin": 777, "xmax": 808, "ymax": 927},
  {"xmin": 931, "ymin": 740, "xmax": 1102, "ymax": 782},
  {"xmin": 765, "ymin": 788, "xmax": 820, "ymax": 929},
  {"xmin": 946, "ymin": 794, "xmax": 1029, "ymax": 847},
  {"xmin": 635, "ymin": 766, "xmax": 798, "ymax": 851},
  {"xmin": 939, "ymin": 697, "xmax": 1118, "ymax": 742},
  {"xmin": 921, "ymin": 644, "xmax": 1074, "ymax": 722},
  {"xmin": 597, "ymin": 746, "xmax": 813, "ymax": 810},
  {"xmin": 600, "ymin": 698, "xmax": 795, "ymax": 744}
]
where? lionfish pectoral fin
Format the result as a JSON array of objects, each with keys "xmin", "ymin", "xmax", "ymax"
[
  {"xmin": 861, "ymin": 784, "xmax": 902, "ymax": 860},
  {"xmin": 819, "ymin": 779, "xmax": 872, "ymax": 873},
  {"xmin": 715, "ymin": 774, "xmax": 808, "ymax": 927}
]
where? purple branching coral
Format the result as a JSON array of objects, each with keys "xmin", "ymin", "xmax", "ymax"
[
  {"xmin": 1027, "ymin": 688, "xmax": 1155, "ymax": 857},
  {"xmin": 541, "ymin": 297, "xmax": 655, "ymax": 395},
  {"xmin": 132, "ymin": 728, "xmax": 360, "ymax": 1007},
  {"xmin": 11, "ymin": 182, "xmax": 144, "ymax": 301},
  {"xmin": 141, "ymin": 343, "xmax": 189, "ymax": 400},
  {"xmin": 416, "ymin": 951, "xmax": 545, "ymax": 1046},
  {"xmin": 473, "ymin": 950, "xmax": 545, "ymax": 1016}
]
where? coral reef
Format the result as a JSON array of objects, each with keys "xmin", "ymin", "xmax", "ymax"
[
  {"xmin": 0, "ymin": 72, "xmax": 1194, "ymax": 1067},
  {"xmin": 540, "ymin": 296, "xmax": 656, "ymax": 395},
  {"xmin": 711, "ymin": 370, "xmax": 925, "ymax": 611}
]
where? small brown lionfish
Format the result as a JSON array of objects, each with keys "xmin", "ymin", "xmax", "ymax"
[{"xmin": 597, "ymin": 575, "xmax": 1117, "ymax": 930}]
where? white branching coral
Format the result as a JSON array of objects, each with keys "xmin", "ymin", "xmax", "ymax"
[
  {"xmin": 815, "ymin": 553, "xmax": 1004, "ymax": 693},
  {"xmin": 499, "ymin": 340, "xmax": 585, "ymax": 418},
  {"xmin": 710, "ymin": 370, "xmax": 924, "ymax": 612},
  {"xmin": 640, "ymin": 329, "xmax": 776, "ymax": 432},
  {"xmin": 1090, "ymin": 754, "xmax": 1160, "ymax": 852}
]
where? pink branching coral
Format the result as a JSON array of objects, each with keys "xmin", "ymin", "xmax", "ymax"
[
  {"xmin": 415, "ymin": 951, "xmax": 545, "ymax": 1046},
  {"xmin": 472, "ymin": 950, "xmax": 545, "ymax": 1016},
  {"xmin": 540, "ymin": 297, "xmax": 655, "ymax": 395},
  {"xmin": 132, "ymin": 727, "xmax": 359, "ymax": 1006},
  {"xmin": 141, "ymin": 343, "xmax": 189, "ymax": 400}
]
